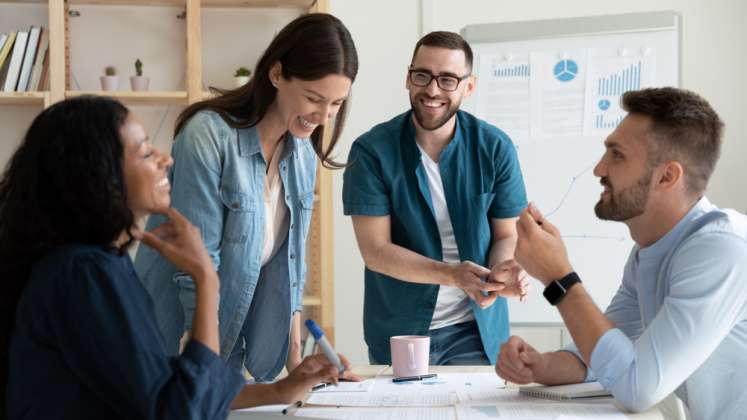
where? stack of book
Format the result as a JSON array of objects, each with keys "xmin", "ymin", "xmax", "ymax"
[{"xmin": 0, "ymin": 26, "xmax": 51, "ymax": 93}]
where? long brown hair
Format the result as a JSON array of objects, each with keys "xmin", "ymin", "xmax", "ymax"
[{"xmin": 175, "ymin": 13, "xmax": 358, "ymax": 169}]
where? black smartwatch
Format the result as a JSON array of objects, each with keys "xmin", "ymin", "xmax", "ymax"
[{"xmin": 543, "ymin": 272, "xmax": 581, "ymax": 305}]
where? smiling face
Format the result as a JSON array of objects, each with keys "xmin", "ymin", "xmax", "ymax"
[
  {"xmin": 270, "ymin": 64, "xmax": 352, "ymax": 139},
  {"xmin": 593, "ymin": 113, "xmax": 656, "ymax": 221},
  {"xmin": 407, "ymin": 46, "xmax": 475, "ymax": 131},
  {"xmin": 120, "ymin": 113, "xmax": 173, "ymax": 219}
]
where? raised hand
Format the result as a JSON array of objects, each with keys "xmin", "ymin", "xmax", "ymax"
[{"xmin": 133, "ymin": 207, "xmax": 216, "ymax": 286}]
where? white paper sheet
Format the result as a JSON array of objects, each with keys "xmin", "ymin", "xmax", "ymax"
[
  {"xmin": 529, "ymin": 49, "xmax": 587, "ymax": 138},
  {"xmin": 296, "ymin": 406, "xmax": 455, "ymax": 420},
  {"xmin": 311, "ymin": 380, "xmax": 374, "ymax": 393},
  {"xmin": 456, "ymin": 402, "xmax": 626, "ymax": 419},
  {"xmin": 475, "ymin": 52, "xmax": 531, "ymax": 140},
  {"xmin": 582, "ymin": 47, "xmax": 656, "ymax": 136},
  {"xmin": 307, "ymin": 373, "xmax": 502, "ymax": 407}
]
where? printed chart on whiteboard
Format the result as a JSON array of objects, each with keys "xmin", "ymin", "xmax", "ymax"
[{"xmin": 463, "ymin": 20, "xmax": 678, "ymax": 323}]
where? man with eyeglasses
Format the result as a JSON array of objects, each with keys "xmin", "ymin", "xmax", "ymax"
[{"xmin": 343, "ymin": 31, "xmax": 529, "ymax": 366}]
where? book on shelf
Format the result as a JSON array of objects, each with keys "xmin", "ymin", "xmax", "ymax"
[
  {"xmin": 0, "ymin": 32, "xmax": 17, "ymax": 88},
  {"xmin": 2, "ymin": 30, "xmax": 28, "ymax": 92},
  {"xmin": 27, "ymin": 27, "xmax": 48, "ymax": 91},
  {"xmin": 0, "ymin": 34, "xmax": 8, "ymax": 56},
  {"xmin": 17, "ymin": 26, "xmax": 41, "ymax": 92}
]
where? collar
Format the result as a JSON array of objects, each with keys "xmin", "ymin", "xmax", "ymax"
[
  {"xmin": 237, "ymin": 125, "xmax": 300, "ymax": 158},
  {"xmin": 637, "ymin": 196, "xmax": 714, "ymax": 261}
]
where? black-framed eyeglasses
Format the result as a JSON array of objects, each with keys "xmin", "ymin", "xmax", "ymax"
[{"xmin": 408, "ymin": 68, "xmax": 470, "ymax": 92}]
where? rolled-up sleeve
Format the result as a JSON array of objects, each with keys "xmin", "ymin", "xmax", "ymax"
[
  {"xmin": 587, "ymin": 233, "xmax": 747, "ymax": 412},
  {"xmin": 343, "ymin": 142, "xmax": 391, "ymax": 216}
]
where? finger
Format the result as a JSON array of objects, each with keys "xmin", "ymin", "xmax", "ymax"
[
  {"xmin": 493, "ymin": 259, "xmax": 519, "ymax": 271},
  {"xmin": 527, "ymin": 202, "xmax": 545, "ymax": 225},
  {"xmin": 465, "ymin": 261, "xmax": 491, "ymax": 277},
  {"xmin": 497, "ymin": 356, "xmax": 533, "ymax": 383},
  {"xmin": 518, "ymin": 208, "xmax": 541, "ymax": 237},
  {"xmin": 478, "ymin": 281, "xmax": 507, "ymax": 293},
  {"xmin": 481, "ymin": 291, "xmax": 498, "ymax": 308},
  {"xmin": 139, "ymin": 231, "xmax": 171, "ymax": 255},
  {"xmin": 148, "ymin": 222, "xmax": 177, "ymax": 240}
]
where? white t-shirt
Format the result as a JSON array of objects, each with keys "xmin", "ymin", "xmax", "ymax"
[
  {"xmin": 416, "ymin": 144, "xmax": 475, "ymax": 330},
  {"xmin": 260, "ymin": 141, "xmax": 290, "ymax": 266}
]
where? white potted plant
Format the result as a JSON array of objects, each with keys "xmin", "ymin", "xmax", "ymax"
[
  {"xmin": 100, "ymin": 66, "xmax": 118, "ymax": 91},
  {"xmin": 130, "ymin": 59, "xmax": 150, "ymax": 91},
  {"xmin": 234, "ymin": 66, "xmax": 251, "ymax": 88}
]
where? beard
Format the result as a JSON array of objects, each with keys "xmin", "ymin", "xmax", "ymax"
[
  {"xmin": 410, "ymin": 93, "xmax": 461, "ymax": 131},
  {"xmin": 594, "ymin": 170, "xmax": 652, "ymax": 221}
]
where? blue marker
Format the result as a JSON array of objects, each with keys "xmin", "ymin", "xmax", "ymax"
[{"xmin": 305, "ymin": 319, "xmax": 344, "ymax": 374}]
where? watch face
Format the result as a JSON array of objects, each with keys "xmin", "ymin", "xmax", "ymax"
[{"xmin": 543, "ymin": 281, "xmax": 564, "ymax": 305}]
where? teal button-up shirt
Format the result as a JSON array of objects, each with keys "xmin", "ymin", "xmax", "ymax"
[{"xmin": 343, "ymin": 110, "xmax": 527, "ymax": 364}]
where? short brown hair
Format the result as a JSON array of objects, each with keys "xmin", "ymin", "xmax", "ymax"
[
  {"xmin": 622, "ymin": 87, "xmax": 724, "ymax": 195},
  {"xmin": 411, "ymin": 31, "xmax": 473, "ymax": 72}
]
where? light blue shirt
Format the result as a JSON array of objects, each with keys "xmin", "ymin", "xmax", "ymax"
[
  {"xmin": 134, "ymin": 110, "xmax": 317, "ymax": 381},
  {"xmin": 567, "ymin": 197, "xmax": 747, "ymax": 419}
]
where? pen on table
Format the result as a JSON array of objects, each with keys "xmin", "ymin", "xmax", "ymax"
[
  {"xmin": 305, "ymin": 319, "xmax": 345, "ymax": 373},
  {"xmin": 392, "ymin": 373, "xmax": 438, "ymax": 383},
  {"xmin": 282, "ymin": 400, "xmax": 303, "ymax": 415},
  {"xmin": 311, "ymin": 382, "xmax": 329, "ymax": 391}
]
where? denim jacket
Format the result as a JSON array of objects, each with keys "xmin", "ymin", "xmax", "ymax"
[{"xmin": 134, "ymin": 111, "xmax": 317, "ymax": 378}]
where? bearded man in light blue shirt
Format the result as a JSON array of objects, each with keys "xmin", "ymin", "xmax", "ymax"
[{"xmin": 497, "ymin": 87, "xmax": 747, "ymax": 420}]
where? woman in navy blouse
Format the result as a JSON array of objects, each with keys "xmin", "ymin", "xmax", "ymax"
[{"xmin": 0, "ymin": 96, "xmax": 351, "ymax": 419}]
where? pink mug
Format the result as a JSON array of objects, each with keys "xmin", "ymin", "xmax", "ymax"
[{"xmin": 390, "ymin": 335, "xmax": 430, "ymax": 378}]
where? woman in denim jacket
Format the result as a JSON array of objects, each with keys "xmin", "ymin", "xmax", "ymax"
[{"xmin": 134, "ymin": 13, "xmax": 358, "ymax": 381}]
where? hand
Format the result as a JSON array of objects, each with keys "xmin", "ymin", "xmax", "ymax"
[
  {"xmin": 495, "ymin": 336, "xmax": 549, "ymax": 384},
  {"xmin": 450, "ymin": 261, "xmax": 506, "ymax": 309},
  {"xmin": 514, "ymin": 203, "xmax": 573, "ymax": 286},
  {"xmin": 488, "ymin": 259, "xmax": 531, "ymax": 301},
  {"xmin": 273, "ymin": 353, "xmax": 361, "ymax": 404},
  {"xmin": 134, "ymin": 207, "xmax": 216, "ymax": 287}
]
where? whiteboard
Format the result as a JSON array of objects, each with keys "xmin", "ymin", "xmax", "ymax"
[{"xmin": 461, "ymin": 11, "xmax": 681, "ymax": 323}]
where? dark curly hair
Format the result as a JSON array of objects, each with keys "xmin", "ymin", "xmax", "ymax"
[{"xmin": 0, "ymin": 96, "xmax": 135, "ymax": 407}]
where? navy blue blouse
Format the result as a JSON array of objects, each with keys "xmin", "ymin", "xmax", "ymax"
[{"xmin": 7, "ymin": 244, "xmax": 244, "ymax": 419}]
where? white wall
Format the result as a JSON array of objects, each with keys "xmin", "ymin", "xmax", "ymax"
[{"xmin": 330, "ymin": 0, "xmax": 747, "ymax": 364}]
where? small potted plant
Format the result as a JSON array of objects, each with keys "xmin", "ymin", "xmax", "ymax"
[
  {"xmin": 234, "ymin": 66, "xmax": 251, "ymax": 88},
  {"xmin": 130, "ymin": 58, "xmax": 150, "ymax": 91},
  {"xmin": 100, "ymin": 66, "xmax": 118, "ymax": 91}
]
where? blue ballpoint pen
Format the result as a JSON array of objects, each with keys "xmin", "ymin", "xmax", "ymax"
[{"xmin": 305, "ymin": 319, "xmax": 345, "ymax": 374}]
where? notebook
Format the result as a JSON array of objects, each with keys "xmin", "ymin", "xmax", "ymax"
[{"xmin": 519, "ymin": 381, "xmax": 612, "ymax": 401}]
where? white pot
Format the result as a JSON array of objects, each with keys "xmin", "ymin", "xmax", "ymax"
[
  {"xmin": 100, "ymin": 76, "xmax": 119, "ymax": 91},
  {"xmin": 234, "ymin": 76, "xmax": 250, "ymax": 88},
  {"xmin": 130, "ymin": 76, "xmax": 150, "ymax": 91}
]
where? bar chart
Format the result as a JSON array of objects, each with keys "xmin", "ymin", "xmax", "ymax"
[
  {"xmin": 596, "ymin": 60, "xmax": 641, "ymax": 96},
  {"xmin": 493, "ymin": 64, "xmax": 530, "ymax": 78}
]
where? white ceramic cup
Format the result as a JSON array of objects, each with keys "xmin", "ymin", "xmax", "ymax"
[{"xmin": 390, "ymin": 335, "xmax": 430, "ymax": 378}]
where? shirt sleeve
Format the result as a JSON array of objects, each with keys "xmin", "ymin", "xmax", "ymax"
[
  {"xmin": 490, "ymin": 135, "xmax": 528, "ymax": 218},
  {"xmin": 51, "ymin": 255, "xmax": 244, "ymax": 420},
  {"xmin": 588, "ymin": 232, "xmax": 747, "ymax": 412},
  {"xmin": 342, "ymin": 141, "xmax": 391, "ymax": 216},
  {"xmin": 169, "ymin": 113, "xmax": 227, "ymax": 331}
]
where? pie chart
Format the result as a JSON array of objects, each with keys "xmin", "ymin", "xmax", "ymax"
[{"xmin": 554, "ymin": 59, "xmax": 578, "ymax": 82}]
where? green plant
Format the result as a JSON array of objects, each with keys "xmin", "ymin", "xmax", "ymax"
[
  {"xmin": 104, "ymin": 66, "xmax": 116, "ymax": 76},
  {"xmin": 234, "ymin": 67, "xmax": 251, "ymax": 77},
  {"xmin": 134, "ymin": 59, "xmax": 143, "ymax": 77}
]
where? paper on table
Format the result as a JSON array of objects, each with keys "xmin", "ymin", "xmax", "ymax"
[
  {"xmin": 296, "ymin": 406, "xmax": 455, "ymax": 420},
  {"xmin": 456, "ymin": 402, "xmax": 626, "ymax": 419},
  {"xmin": 312, "ymin": 380, "xmax": 373, "ymax": 393},
  {"xmin": 307, "ymin": 375, "xmax": 460, "ymax": 406}
]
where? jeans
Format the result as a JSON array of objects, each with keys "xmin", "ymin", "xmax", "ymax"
[{"xmin": 368, "ymin": 320, "xmax": 490, "ymax": 366}]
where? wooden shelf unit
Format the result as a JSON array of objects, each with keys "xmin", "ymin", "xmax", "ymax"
[{"xmin": 0, "ymin": 0, "xmax": 336, "ymax": 344}]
